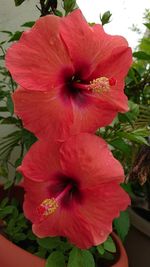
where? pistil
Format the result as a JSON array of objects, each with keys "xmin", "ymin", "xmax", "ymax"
[
  {"xmin": 72, "ymin": 77, "xmax": 116, "ymax": 94},
  {"xmin": 37, "ymin": 184, "xmax": 72, "ymax": 220},
  {"xmin": 72, "ymin": 81, "xmax": 89, "ymax": 91}
]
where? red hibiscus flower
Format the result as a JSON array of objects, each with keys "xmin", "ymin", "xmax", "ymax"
[
  {"xmin": 19, "ymin": 133, "xmax": 130, "ymax": 249},
  {"xmin": 6, "ymin": 9, "xmax": 132, "ymax": 140}
]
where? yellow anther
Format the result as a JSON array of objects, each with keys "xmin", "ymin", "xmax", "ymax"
[
  {"xmin": 38, "ymin": 198, "xmax": 58, "ymax": 217},
  {"xmin": 89, "ymin": 77, "xmax": 110, "ymax": 94}
]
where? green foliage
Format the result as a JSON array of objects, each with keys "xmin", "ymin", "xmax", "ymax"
[
  {"xmin": 114, "ymin": 211, "xmax": 130, "ymax": 242},
  {"xmin": 96, "ymin": 244, "xmax": 105, "ymax": 255},
  {"xmin": 8, "ymin": 31, "xmax": 23, "ymax": 42},
  {"xmin": 103, "ymin": 236, "xmax": 116, "ymax": 253},
  {"xmin": 100, "ymin": 11, "xmax": 112, "ymax": 26},
  {"xmin": 0, "ymin": 197, "xmax": 28, "ymax": 243},
  {"xmin": 14, "ymin": 0, "xmax": 26, "ymax": 6},
  {"xmin": 144, "ymin": 23, "xmax": 150, "ymax": 29},
  {"xmin": 46, "ymin": 251, "xmax": 66, "ymax": 267},
  {"xmin": 96, "ymin": 236, "xmax": 116, "ymax": 263},
  {"xmin": 97, "ymin": 236, "xmax": 116, "ymax": 255},
  {"xmin": 6, "ymin": 94, "xmax": 14, "ymax": 115},
  {"xmin": 133, "ymin": 51, "xmax": 150, "ymax": 60},
  {"xmin": 68, "ymin": 247, "xmax": 95, "ymax": 267},
  {"xmin": 37, "ymin": 237, "xmax": 61, "ymax": 250},
  {"xmin": 21, "ymin": 21, "xmax": 35, "ymax": 27},
  {"xmin": 63, "ymin": 0, "xmax": 76, "ymax": 15},
  {"xmin": 65, "ymin": 0, "xmax": 76, "ymax": 13},
  {"xmin": 54, "ymin": 10, "xmax": 63, "ymax": 17}
]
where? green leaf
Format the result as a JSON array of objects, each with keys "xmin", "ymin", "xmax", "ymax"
[
  {"xmin": 64, "ymin": 0, "xmax": 76, "ymax": 15},
  {"xmin": 59, "ymin": 240, "xmax": 73, "ymax": 252},
  {"xmin": 0, "ymin": 164, "xmax": 8, "ymax": 177},
  {"xmin": 34, "ymin": 247, "xmax": 47, "ymax": 259},
  {"xmin": 3, "ymin": 179, "xmax": 14, "ymax": 190},
  {"xmin": 103, "ymin": 236, "xmax": 116, "ymax": 253},
  {"xmin": 132, "ymin": 128, "xmax": 150, "ymax": 137},
  {"xmin": 109, "ymin": 138, "xmax": 131, "ymax": 156},
  {"xmin": 114, "ymin": 211, "xmax": 130, "ymax": 242},
  {"xmin": 96, "ymin": 245, "xmax": 105, "ymax": 255},
  {"xmin": 133, "ymin": 51, "xmax": 150, "ymax": 60},
  {"xmin": 0, "ymin": 205, "xmax": 14, "ymax": 218},
  {"xmin": 37, "ymin": 236, "xmax": 61, "ymax": 250},
  {"xmin": 100, "ymin": 11, "xmax": 112, "ymax": 26},
  {"xmin": 144, "ymin": 23, "xmax": 150, "ymax": 30},
  {"xmin": 46, "ymin": 251, "xmax": 65, "ymax": 267},
  {"xmin": 0, "ymin": 30, "xmax": 13, "ymax": 36},
  {"xmin": 0, "ymin": 117, "xmax": 18, "ymax": 125},
  {"xmin": 8, "ymin": 31, "xmax": 23, "ymax": 42},
  {"xmin": 118, "ymin": 101, "xmax": 139, "ymax": 123},
  {"xmin": 0, "ymin": 197, "xmax": 9, "ymax": 208},
  {"xmin": 0, "ymin": 107, "xmax": 8, "ymax": 112},
  {"xmin": 6, "ymin": 95, "xmax": 14, "ymax": 115},
  {"xmin": 22, "ymin": 129, "xmax": 37, "ymax": 150},
  {"xmin": 21, "ymin": 21, "xmax": 35, "ymax": 27},
  {"xmin": 54, "ymin": 10, "xmax": 63, "ymax": 17},
  {"xmin": 14, "ymin": 0, "xmax": 26, "ymax": 6},
  {"xmin": 101, "ymin": 251, "xmax": 114, "ymax": 261},
  {"xmin": 0, "ymin": 90, "xmax": 8, "ymax": 100},
  {"xmin": 68, "ymin": 247, "xmax": 95, "ymax": 267},
  {"xmin": 117, "ymin": 131, "xmax": 149, "ymax": 145},
  {"xmin": 0, "ymin": 55, "xmax": 5, "ymax": 60},
  {"xmin": 15, "ymin": 172, "xmax": 22, "ymax": 184},
  {"xmin": 15, "ymin": 158, "xmax": 22, "ymax": 168},
  {"xmin": 121, "ymin": 183, "xmax": 133, "ymax": 196}
]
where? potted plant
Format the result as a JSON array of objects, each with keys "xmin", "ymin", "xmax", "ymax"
[
  {"xmin": 125, "ymin": 144, "xmax": 150, "ymax": 267},
  {"xmin": 0, "ymin": 1, "xmax": 149, "ymax": 267},
  {"xmin": 122, "ymin": 12, "xmax": 150, "ymax": 266}
]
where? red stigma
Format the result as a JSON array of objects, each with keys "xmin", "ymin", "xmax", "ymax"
[{"xmin": 109, "ymin": 77, "xmax": 116, "ymax": 86}]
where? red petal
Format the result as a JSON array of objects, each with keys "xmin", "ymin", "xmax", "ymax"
[
  {"xmin": 12, "ymin": 87, "xmax": 73, "ymax": 140},
  {"xmin": 19, "ymin": 140, "xmax": 61, "ymax": 182},
  {"xmin": 6, "ymin": 15, "xmax": 73, "ymax": 91},
  {"xmin": 78, "ymin": 182, "xmax": 130, "ymax": 247},
  {"xmin": 70, "ymin": 94, "xmax": 118, "ymax": 133},
  {"xmin": 88, "ymin": 46, "xmax": 132, "ymax": 113},
  {"xmin": 90, "ymin": 46, "xmax": 132, "ymax": 81},
  {"xmin": 60, "ymin": 9, "xmax": 131, "ymax": 80},
  {"xmin": 60, "ymin": 133, "xmax": 125, "ymax": 188},
  {"xmin": 60, "ymin": 9, "xmax": 101, "ymax": 78},
  {"xmin": 13, "ymin": 87, "xmax": 119, "ymax": 140}
]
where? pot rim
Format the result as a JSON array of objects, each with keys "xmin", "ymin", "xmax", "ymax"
[
  {"xmin": 111, "ymin": 232, "xmax": 128, "ymax": 267},
  {"xmin": 0, "ymin": 232, "xmax": 128, "ymax": 267},
  {"xmin": 128, "ymin": 207, "xmax": 150, "ymax": 237}
]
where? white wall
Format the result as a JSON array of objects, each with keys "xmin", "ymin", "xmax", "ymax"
[
  {"xmin": 0, "ymin": 0, "xmax": 39, "ymax": 37},
  {"xmin": 0, "ymin": 1, "xmax": 41, "ymax": 179}
]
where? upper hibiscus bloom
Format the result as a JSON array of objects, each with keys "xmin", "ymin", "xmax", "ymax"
[
  {"xmin": 19, "ymin": 133, "xmax": 130, "ymax": 249},
  {"xmin": 6, "ymin": 9, "xmax": 132, "ymax": 140}
]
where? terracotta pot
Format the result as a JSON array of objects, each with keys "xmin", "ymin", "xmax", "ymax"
[
  {"xmin": 0, "ymin": 234, "xmax": 45, "ymax": 267},
  {"xmin": 125, "ymin": 208, "xmax": 150, "ymax": 267},
  {"xmin": 0, "ymin": 232, "xmax": 128, "ymax": 267},
  {"xmin": 111, "ymin": 233, "xmax": 128, "ymax": 267}
]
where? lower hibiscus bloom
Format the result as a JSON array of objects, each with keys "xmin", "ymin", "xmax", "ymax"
[{"xmin": 19, "ymin": 133, "xmax": 130, "ymax": 249}]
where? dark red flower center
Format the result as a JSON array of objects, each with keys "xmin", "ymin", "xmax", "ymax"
[
  {"xmin": 37, "ymin": 174, "xmax": 83, "ymax": 220},
  {"xmin": 61, "ymin": 69, "xmax": 116, "ymax": 106}
]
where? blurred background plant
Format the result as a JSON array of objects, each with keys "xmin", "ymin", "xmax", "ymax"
[{"xmin": 0, "ymin": 0, "xmax": 150, "ymax": 266}]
